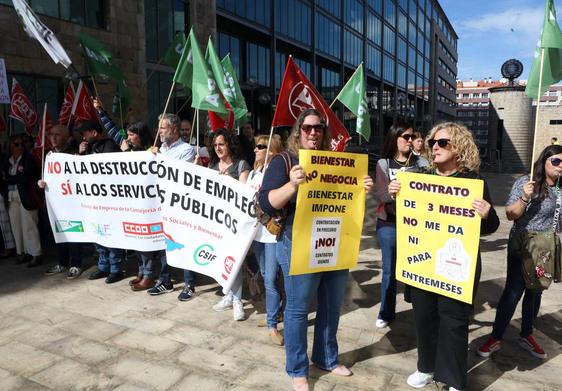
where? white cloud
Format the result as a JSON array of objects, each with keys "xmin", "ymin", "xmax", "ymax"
[{"xmin": 456, "ymin": 7, "xmax": 543, "ymax": 39}]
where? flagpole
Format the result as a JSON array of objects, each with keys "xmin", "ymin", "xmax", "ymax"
[
  {"xmin": 264, "ymin": 125, "xmax": 275, "ymax": 170},
  {"xmin": 175, "ymin": 96, "xmax": 193, "ymax": 115},
  {"xmin": 196, "ymin": 109, "xmax": 200, "ymax": 151},
  {"xmin": 40, "ymin": 103, "xmax": 47, "ymax": 181},
  {"xmin": 119, "ymin": 97, "xmax": 124, "ymax": 130},
  {"xmin": 153, "ymin": 81, "xmax": 176, "ymax": 146},
  {"xmin": 530, "ymin": 48, "xmax": 545, "ymax": 179}
]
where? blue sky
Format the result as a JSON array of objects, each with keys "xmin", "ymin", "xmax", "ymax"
[{"xmin": 439, "ymin": 0, "xmax": 546, "ymax": 81}]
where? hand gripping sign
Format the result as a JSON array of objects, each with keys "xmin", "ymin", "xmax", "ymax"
[{"xmin": 395, "ymin": 172, "xmax": 483, "ymax": 304}]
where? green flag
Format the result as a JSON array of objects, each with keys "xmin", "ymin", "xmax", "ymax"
[
  {"xmin": 525, "ymin": 0, "xmax": 562, "ymax": 99},
  {"xmin": 113, "ymin": 78, "xmax": 131, "ymax": 118},
  {"xmin": 164, "ymin": 32, "xmax": 186, "ymax": 68},
  {"xmin": 221, "ymin": 54, "xmax": 248, "ymax": 120},
  {"xmin": 334, "ymin": 63, "xmax": 371, "ymax": 141},
  {"xmin": 173, "ymin": 32, "xmax": 193, "ymax": 89}
]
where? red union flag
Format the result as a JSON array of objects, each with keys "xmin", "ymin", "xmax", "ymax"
[
  {"xmin": 36, "ymin": 103, "xmax": 53, "ymax": 149},
  {"xmin": 208, "ymin": 100, "xmax": 235, "ymax": 132},
  {"xmin": 0, "ymin": 115, "xmax": 6, "ymax": 133},
  {"xmin": 71, "ymin": 81, "xmax": 98, "ymax": 123},
  {"xmin": 9, "ymin": 78, "xmax": 38, "ymax": 133},
  {"xmin": 272, "ymin": 57, "xmax": 350, "ymax": 151},
  {"xmin": 58, "ymin": 82, "xmax": 75, "ymax": 125}
]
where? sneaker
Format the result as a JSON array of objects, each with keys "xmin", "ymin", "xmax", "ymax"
[
  {"xmin": 213, "ymin": 294, "xmax": 233, "ymax": 312},
  {"xmin": 442, "ymin": 386, "xmax": 463, "ymax": 391},
  {"xmin": 375, "ymin": 318, "xmax": 389, "ymax": 328},
  {"xmin": 476, "ymin": 336, "xmax": 501, "ymax": 357},
  {"xmin": 66, "ymin": 267, "xmax": 83, "ymax": 279},
  {"xmin": 147, "ymin": 281, "xmax": 174, "ymax": 296},
  {"xmin": 44, "ymin": 264, "xmax": 66, "ymax": 276},
  {"xmin": 233, "ymin": 300, "xmax": 245, "ymax": 321},
  {"xmin": 518, "ymin": 335, "xmax": 547, "ymax": 359},
  {"xmin": 177, "ymin": 285, "xmax": 195, "ymax": 301},
  {"xmin": 406, "ymin": 370, "xmax": 434, "ymax": 389}
]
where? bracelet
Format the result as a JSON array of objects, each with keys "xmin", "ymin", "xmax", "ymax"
[{"xmin": 519, "ymin": 196, "xmax": 529, "ymax": 204}]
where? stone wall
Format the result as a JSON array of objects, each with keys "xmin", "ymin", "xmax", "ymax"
[{"xmin": 531, "ymin": 105, "xmax": 562, "ymax": 159}]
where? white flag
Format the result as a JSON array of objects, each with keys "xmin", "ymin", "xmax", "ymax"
[
  {"xmin": 0, "ymin": 59, "xmax": 9, "ymax": 104},
  {"xmin": 12, "ymin": 0, "xmax": 72, "ymax": 68}
]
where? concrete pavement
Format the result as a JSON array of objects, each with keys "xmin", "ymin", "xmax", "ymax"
[{"xmin": 0, "ymin": 180, "xmax": 561, "ymax": 390}]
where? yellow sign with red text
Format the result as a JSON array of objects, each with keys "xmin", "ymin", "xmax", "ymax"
[
  {"xmin": 395, "ymin": 172, "xmax": 483, "ymax": 304},
  {"xmin": 290, "ymin": 150, "xmax": 367, "ymax": 275}
]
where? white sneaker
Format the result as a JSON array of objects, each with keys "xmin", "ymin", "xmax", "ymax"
[
  {"xmin": 375, "ymin": 318, "xmax": 389, "ymax": 328},
  {"xmin": 233, "ymin": 300, "xmax": 245, "ymax": 321},
  {"xmin": 66, "ymin": 266, "xmax": 83, "ymax": 279},
  {"xmin": 213, "ymin": 293, "xmax": 233, "ymax": 312},
  {"xmin": 407, "ymin": 370, "xmax": 434, "ymax": 389}
]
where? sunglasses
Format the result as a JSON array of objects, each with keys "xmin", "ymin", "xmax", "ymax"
[
  {"xmin": 549, "ymin": 157, "xmax": 562, "ymax": 167},
  {"xmin": 301, "ymin": 124, "xmax": 325, "ymax": 133},
  {"xmin": 255, "ymin": 144, "xmax": 267, "ymax": 150},
  {"xmin": 428, "ymin": 138, "xmax": 451, "ymax": 149},
  {"xmin": 400, "ymin": 134, "xmax": 415, "ymax": 141}
]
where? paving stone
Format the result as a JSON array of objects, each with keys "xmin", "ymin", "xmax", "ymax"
[
  {"xmin": 163, "ymin": 324, "xmax": 237, "ymax": 353},
  {"xmin": 13, "ymin": 322, "xmax": 69, "ymax": 349},
  {"xmin": 169, "ymin": 372, "xmax": 232, "ymax": 391},
  {"xmin": 30, "ymin": 359, "xmax": 120, "ymax": 390},
  {"xmin": 110, "ymin": 328, "xmax": 184, "ymax": 356},
  {"xmin": 0, "ymin": 316, "xmax": 38, "ymax": 345},
  {"xmin": 0, "ymin": 341, "xmax": 62, "ymax": 376},
  {"xmin": 108, "ymin": 310, "xmax": 177, "ymax": 334},
  {"xmin": 176, "ymin": 345, "xmax": 249, "ymax": 379},
  {"xmin": 55, "ymin": 315, "xmax": 127, "ymax": 342},
  {"xmin": 42, "ymin": 335, "xmax": 121, "ymax": 366}
]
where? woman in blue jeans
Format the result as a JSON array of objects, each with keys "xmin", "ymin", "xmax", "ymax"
[
  {"xmin": 374, "ymin": 123, "xmax": 428, "ymax": 328},
  {"xmin": 478, "ymin": 144, "xmax": 562, "ymax": 360},
  {"xmin": 248, "ymin": 134, "xmax": 285, "ymax": 345},
  {"xmin": 259, "ymin": 109, "xmax": 373, "ymax": 391}
]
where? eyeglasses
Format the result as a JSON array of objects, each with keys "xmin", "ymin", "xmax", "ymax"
[
  {"xmin": 428, "ymin": 138, "xmax": 451, "ymax": 149},
  {"xmin": 549, "ymin": 157, "xmax": 562, "ymax": 167},
  {"xmin": 255, "ymin": 144, "xmax": 267, "ymax": 150},
  {"xmin": 12, "ymin": 142, "xmax": 23, "ymax": 147},
  {"xmin": 301, "ymin": 124, "xmax": 325, "ymax": 133},
  {"xmin": 400, "ymin": 134, "xmax": 415, "ymax": 141}
]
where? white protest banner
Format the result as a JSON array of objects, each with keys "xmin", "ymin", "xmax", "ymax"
[
  {"xmin": 0, "ymin": 59, "xmax": 9, "ymax": 104},
  {"xmin": 44, "ymin": 152, "xmax": 165, "ymax": 251},
  {"xmin": 158, "ymin": 155, "xmax": 258, "ymax": 293}
]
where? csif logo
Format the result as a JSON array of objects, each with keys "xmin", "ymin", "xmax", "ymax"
[{"xmin": 193, "ymin": 244, "xmax": 216, "ymax": 266}]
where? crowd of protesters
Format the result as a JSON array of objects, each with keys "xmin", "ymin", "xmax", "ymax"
[{"xmin": 1, "ymin": 102, "xmax": 560, "ymax": 391}]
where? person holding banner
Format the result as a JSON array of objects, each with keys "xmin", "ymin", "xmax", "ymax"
[
  {"xmin": 248, "ymin": 134, "xmax": 285, "ymax": 344},
  {"xmin": 209, "ymin": 129, "xmax": 251, "ymax": 321},
  {"xmin": 477, "ymin": 144, "xmax": 562, "ymax": 360},
  {"xmin": 389, "ymin": 122, "xmax": 499, "ymax": 391},
  {"xmin": 374, "ymin": 123, "xmax": 429, "ymax": 328},
  {"xmin": 259, "ymin": 109, "xmax": 373, "ymax": 391}
]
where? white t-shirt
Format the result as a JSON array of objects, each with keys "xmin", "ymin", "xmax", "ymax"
[{"xmin": 247, "ymin": 169, "xmax": 277, "ymax": 243}]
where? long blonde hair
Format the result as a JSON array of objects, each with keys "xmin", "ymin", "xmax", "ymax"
[
  {"xmin": 286, "ymin": 109, "xmax": 330, "ymax": 155},
  {"xmin": 254, "ymin": 134, "xmax": 284, "ymax": 170},
  {"xmin": 426, "ymin": 122, "xmax": 480, "ymax": 172}
]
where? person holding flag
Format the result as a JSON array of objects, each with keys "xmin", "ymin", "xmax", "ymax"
[{"xmin": 259, "ymin": 109, "xmax": 373, "ymax": 391}]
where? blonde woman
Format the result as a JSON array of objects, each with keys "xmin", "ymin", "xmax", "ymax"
[
  {"xmin": 389, "ymin": 122, "xmax": 499, "ymax": 391},
  {"xmin": 248, "ymin": 134, "xmax": 285, "ymax": 345}
]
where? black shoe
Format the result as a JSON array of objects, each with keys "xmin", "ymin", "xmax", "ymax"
[
  {"xmin": 15, "ymin": 254, "xmax": 33, "ymax": 264},
  {"xmin": 105, "ymin": 272, "xmax": 125, "ymax": 284},
  {"xmin": 147, "ymin": 281, "xmax": 174, "ymax": 295},
  {"xmin": 88, "ymin": 270, "xmax": 110, "ymax": 280},
  {"xmin": 177, "ymin": 285, "xmax": 195, "ymax": 301},
  {"xmin": 27, "ymin": 257, "xmax": 42, "ymax": 268}
]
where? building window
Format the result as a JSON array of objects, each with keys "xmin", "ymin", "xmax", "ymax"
[
  {"xmin": 317, "ymin": 0, "xmax": 341, "ymax": 18},
  {"xmin": 319, "ymin": 67, "xmax": 341, "ymax": 102},
  {"xmin": 345, "ymin": 0, "xmax": 364, "ymax": 34},
  {"xmin": 276, "ymin": 0, "xmax": 311, "ymax": 45},
  {"xmin": 550, "ymin": 119, "xmax": 562, "ymax": 125},
  {"xmin": 217, "ymin": 0, "xmax": 272, "ymax": 27},
  {"xmin": 12, "ymin": 0, "xmax": 107, "ymax": 28},
  {"xmin": 218, "ymin": 32, "xmax": 241, "ymax": 78},
  {"xmin": 397, "ymin": 63, "xmax": 406, "ymax": 88},
  {"xmin": 367, "ymin": 44, "xmax": 382, "ymax": 76},
  {"xmin": 397, "ymin": 37, "xmax": 407, "ymax": 62},
  {"xmin": 368, "ymin": 0, "xmax": 382, "ymax": 15},
  {"xmin": 409, "ymin": 0, "xmax": 417, "ymax": 21},
  {"xmin": 398, "ymin": 10, "xmax": 407, "ymax": 37},
  {"xmin": 384, "ymin": 0, "xmax": 396, "ymax": 26},
  {"xmin": 247, "ymin": 42, "xmax": 270, "ymax": 87},
  {"xmin": 383, "ymin": 54, "xmax": 395, "ymax": 83},
  {"xmin": 367, "ymin": 11, "xmax": 382, "ymax": 46},
  {"xmin": 276, "ymin": 53, "xmax": 309, "ymax": 89},
  {"xmin": 344, "ymin": 30, "xmax": 363, "ymax": 66},
  {"xmin": 383, "ymin": 25, "xmax": 395, "ymax": 54},
  {"xmin": 145, "ymin": 0, "xmax": 187, "ymax": 63},
  {"xmin": 316, "ymin": 13, "xmax": 341, "ymax": 58}
]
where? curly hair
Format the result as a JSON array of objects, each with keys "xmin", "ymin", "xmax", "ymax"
[
  {"xmin": 286, "ymin": 108, "xmax": 330, "ymax": 155},
  {"xmin": 532, "ymin": 144, "xmax": 562, "ymax": 200},
  {"xmin": 426, "ymin": 122, "xmax": 480, "ymax": 172},
  {"xmin": 208, "ymin": 128, "xmax": 243, "ymax": 165},
  {"xmin": 254, "ymin": 134, "xmax": 284, "ymax": 170}
]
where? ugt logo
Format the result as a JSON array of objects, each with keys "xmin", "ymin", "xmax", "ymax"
[{"xmin": 288, "ymin": 82, "xmax": 329, "ymax": 125}]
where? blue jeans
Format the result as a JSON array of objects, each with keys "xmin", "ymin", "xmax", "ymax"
[
  {"xmin": 276, "ymin": 234, "xmax": 349, "ymax": 378},
  {"xmin": 492, "ymin": 253, "xmax": 542, "ymax": 339},
  {"xmin": 95, "ymin": 245, "xmax": 124, "ymax": 274},
  {"xmin": 159, "ymin": 255, "xmax": 195, "ymax": 286},
  {"xmin": 138, "ymin": 250, "xmax": 164, "ymax": 279},
  {"xmin": 253, "ymin": 240, "xmax": 282, "ymax": 328},
  {"xmin": 376, "ymin": 220, "xmax": 397, "ymax": 322}
]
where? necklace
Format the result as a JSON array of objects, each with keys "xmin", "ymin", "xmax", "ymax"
[{"xmin": 393, "ymin": 158, "xmax": 408, "ymax": 166}]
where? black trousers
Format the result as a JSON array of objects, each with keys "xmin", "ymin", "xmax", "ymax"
[
  {"xmin": 411, "ymin": 286, "xmax": 472, "ymax": 390},
  {"xmin": 56, "ymin": 242, "xmax": 82, "ymax": 268}
]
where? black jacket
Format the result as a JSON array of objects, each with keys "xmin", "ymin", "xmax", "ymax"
[{"xmin": 4, "ymin": 151, "xmax": 43, "ymax": 211}]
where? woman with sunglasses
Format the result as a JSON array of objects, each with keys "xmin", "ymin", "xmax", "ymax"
[
  {"xmin": 374, "ymin": 123, "xmax": 429, "ymax": 328},
  {"xmin": 389, "ymin": 122, "xmax": 499, "ymax": 391},
  {"xmin": 248, "ymin": 134, "xmax": 285, "ymax": 345},
  {"xmin": 259, "ymin": 109, "xmax": 373, "ymax": 391},
  {"xmin": 209, "ymin": 129, "xmax": 251, "ymax": 320},
  {"xmin": 477, "ymin": 144, "xmax": 562, "ymax": 361}
]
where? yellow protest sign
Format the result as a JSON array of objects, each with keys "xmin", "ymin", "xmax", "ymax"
[
  {"xmin": 395, "ymin": 172, "xmax": 483, "ymax": 304},
  {"xmin": 290, "ymin": 150, "xmax": 367, "ymax": 275}
]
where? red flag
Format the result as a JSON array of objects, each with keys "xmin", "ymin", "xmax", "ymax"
[
  {"xmin": 208, "ymin": 101, "xmax": 235, "ymax": 132},
  {"xmin": 58, "ymin": 81, "xmax": 75, "ymax": 125},
  {"xmin": 272, "ymin": 57, "xmax": 350, "ymax": 151},
  {"xmin": 0, "ymin": 115, "xmax": 6, "ymax": 133},
  {"xmin": 71, "ymin": 81, "xmax": 98, "ymax": 123},
  {"xmin": 9, "ymin": 78, "xmax": 38, "ymax": 134},
  {"xmin": 35, "ymin": 103, "xmax": 53, "ymax": 149}
]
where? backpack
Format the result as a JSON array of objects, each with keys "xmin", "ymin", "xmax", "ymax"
[{"xmin": 253, "ymin": 151, "xmax": 293, "ymax": 239}]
